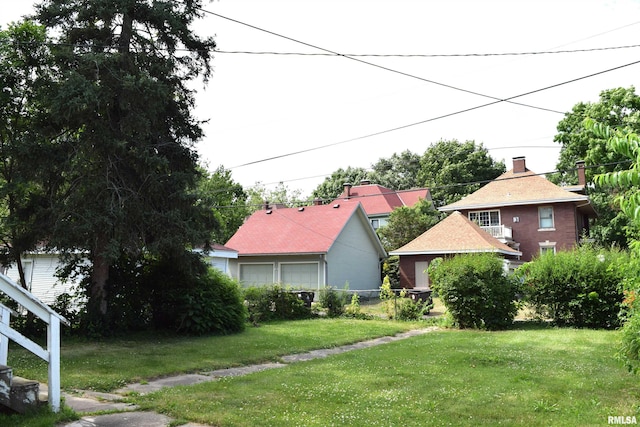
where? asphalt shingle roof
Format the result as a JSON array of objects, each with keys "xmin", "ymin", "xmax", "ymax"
[
  {"xmin": 334, "ymin": 184, "xmax": 430, "ymax": 215},
  {"xmin": 439, "ymin": 168, "xmax": 588, "ymax": 212},
  {"xmin": 389, "ymin": 211, "xmax": 522, "ymax": 256},
  {"xmin": 226, "ymin": 203, "xmax": 363, "ymax": 255}
]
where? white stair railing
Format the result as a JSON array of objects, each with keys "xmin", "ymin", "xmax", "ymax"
[{"xmin": 0, "ymin": 273, "xmax": 69, "ymax": 412}]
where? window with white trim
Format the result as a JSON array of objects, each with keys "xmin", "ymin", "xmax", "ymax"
[
  {"xmin": 468, "ymin": 210, "xmax": 500, "ymax": 227},
  {"xmin": 538, "ymin": 206, "xmax": 554, "ymax": 229},
  {"xmin": 539, "ymin": 241, "xmax": 556, "ymax": 255}
]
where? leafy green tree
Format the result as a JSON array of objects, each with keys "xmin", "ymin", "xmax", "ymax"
[
  {"xmin": 35, "ymin": 0, "xmax": 217, "ymax": 328},
  {"xmin": 198, "ymin": 165, "xmax": 249, "ymax": 244},
  {"xmin": 551, "ymin": 87, "xmax": 640, "ymax": 248},
  {"xmin": 246, "ymin": 181, "xmax": 304, "ymax": 212},
  {"xmin": 369, "ymin": 150, "xmax": 422, "ymax": 190},
  {"xmin": 417, "ymin": 139, "xmax": 505, "ymax": 207},
  {"xmin": 312, "ymin": 166, "xmax": 369, "ymax": 202},
  {"xmin": 0, "ymin": 21, "xmax": 56, "ymax": 289},
  {"xmin": 376, "ymin": 198, "xmax": 441, "ymax": 252}
]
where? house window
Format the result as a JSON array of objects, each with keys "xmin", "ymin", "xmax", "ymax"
[
  {"xmin": 468, "ymin": 210, "xmax": 500, "ymax": 227},
  {"xmin": 371, "ymin": 219, "xmax": 380, "ymax": 229},
  {"xmin": 539, "ymin": 241, "xmax": 556, "ymax": 255},
  {"xmin": 539, "ymin": 207, "xmax": 554, "ymax": 229}
]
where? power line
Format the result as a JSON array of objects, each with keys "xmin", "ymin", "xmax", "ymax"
[
  {"xmin": 198, "ymin": 9, "xmax": 565, "ymax": 115},
  {"xmin": 230, "ymin": 58, "xmax": 640, "ymax": 169},
  {"xmin": 213, "ymin": 44, "xmax": 640, "ymax": 58},
  {"xmin": 211, "ymin": 160, "xmax": 633, "ymax": 210}
]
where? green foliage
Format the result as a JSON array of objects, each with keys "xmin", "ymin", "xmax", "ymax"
[
  {"xmin": 35, "ymin": 0, "xmax": 217, "ymax": 326},
  {"xmin": 378, "ymin": 277, "xmax": 429, "ymax": 321},
  {"xmin": 429, "ymin": 253, "xmax": 518, "ymax": 330},
  {"xmin": 198, "ymin": 165, "xmax": 250, "ymax": 244},
  {"xmin": 381, "ymin": 256, "xmax": 400, "ymax": 288},
  {"xmin": 551, "ymin": 87, "xmax": 640, "ymax": 248},
  {"xmin": 243, "ymin": 285, "xmax": 312, "ymax": 323},
  {"xmin": 418, "ymin": 139, "xmax": 505, "ymax": 207},
  {"xmin": 376, "ymin": 198, "xmax": 441, "ymax": 252},
  {"xmin": 517, "ymin": 246, "xmax": 625, "ymax": 329},
  {"xmin": 318, "ymin": 286, "xmax": 347, "ymax": 317},
  {"xmin": 312, "ymin": 166, "xmax": 369, "ymax": 202},
  {"xmin": 368, "ymin": 150, "xmax": 423, "ymax": 190},
  {"xmin": 343, "ymin": 293, "xmax": 374, "ymax": 320}
]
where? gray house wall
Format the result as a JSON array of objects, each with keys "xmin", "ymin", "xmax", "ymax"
[{"xmin": 326, "ymin": 211, "xmax": 383, "ymax": 291}]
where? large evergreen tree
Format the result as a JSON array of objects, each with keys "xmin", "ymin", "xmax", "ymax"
[{"xmin": 34, "ymin": 0, "xmax": 216, "ymax": 328}]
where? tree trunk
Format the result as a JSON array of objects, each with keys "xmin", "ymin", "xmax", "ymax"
[{"xmin": 88, "ymin": 234, "xmax": 110, "ymax": 321}]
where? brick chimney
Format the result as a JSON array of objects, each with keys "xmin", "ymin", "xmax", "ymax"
[
  {"xmin": 513, "ymin": 156, "xmax": 526, "ymax": 174},
  {"xmin": 343, "ymin": 183, "xmax": 352, "ymax": 199},
  {"xmin": 576, "ymin": 160, "xmax": 586, "ymax": 186}
]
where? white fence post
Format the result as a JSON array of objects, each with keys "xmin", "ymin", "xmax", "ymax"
[
  {"xmin": 0, "ymin": 306, "xmax": 9, "ymax": 365},
  {"xmin": 47, "ymin": 314, "xmax": 61, "ymax": 412}
]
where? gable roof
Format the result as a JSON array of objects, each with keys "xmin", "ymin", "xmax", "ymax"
[
  {"xmin": 389, "ymin": 211, "xmax": 522, "ymax": 256},
  {"xmin": 439, "ymin": 168, "xmax": 590, "ymax": 212},
  {"xmin": 334, "ymin": 184, "xmax": 431, "ymax": 216},
  {"xmin": 226, "ymin": 202, "xmax": 385, "ymax": 257}
]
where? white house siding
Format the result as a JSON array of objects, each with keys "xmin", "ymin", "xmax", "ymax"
[
  {"xmin": 5, "ymin": 254, "xmax": 77, "ymax": 306},
  {"xmin": 326, "ymin": 213, "xmax": 383, "ymax": 291}
]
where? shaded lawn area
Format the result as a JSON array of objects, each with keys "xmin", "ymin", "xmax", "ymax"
[
  {"xmin": 134, "ymin": 325, "xmax": 640, "ymax": 427},
  {"xmin": 7, "ymin": 318, "xmax": 423, "ymax": 391}
]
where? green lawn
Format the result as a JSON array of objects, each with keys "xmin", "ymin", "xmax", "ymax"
[
  {"xmin": 134, "ymin": 325, "xmax": 639, "ymax": 427},
  {"xmin": 2, "ymin": 319, "xmax": 638, "ymax": 427}
]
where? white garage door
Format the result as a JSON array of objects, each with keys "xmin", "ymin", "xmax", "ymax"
[
  {"xmin": 281, "ymin": 263, "xmax": 318, "ymax": 288},
  {"xmin": 240, "ymin": 264, "xmax": 274, "ymax": 285}
]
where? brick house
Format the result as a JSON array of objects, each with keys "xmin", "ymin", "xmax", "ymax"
[
  {"xmin": 390, "ymin": 156, "xmax": 596, "ymax": 288},
  {"xmin": 390, "ymin": 211, "xmax": 522, "ymax": 288},
  {"xmin": 332, "ymin": 180, "xmax": 432, "ymax": 230},
  {"xmin": 439, "ymin": 156, "xmax": 596, "ymax": 262}
]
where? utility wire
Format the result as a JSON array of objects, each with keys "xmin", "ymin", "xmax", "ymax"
[
  {"xmin": 197, "ymin": 9, "xmax": 564, "ymax": 115},
  {"xmin": 230, "ymin": 58, "xmax": 640, "ymax": 169},
  {"xmin": 214, "ymin": 44, "xmax": 640, "ymax": 58}
]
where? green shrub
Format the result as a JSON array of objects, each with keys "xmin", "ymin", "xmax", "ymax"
[
  {"xmin": 344, "ymin": 293, "xmax": 374, "ymax": 320},
  {"xmin": 172, "ymin": 268, "xmax": 247, "ymax": 335},
  {"xmin": 379, "ymin": 277, "xmax": 430, "ymax": 321},
  {"xmin": 319, "ymin": 286, "xmax": 346, "ymax": 317},
  {"xmin": 243, "ymin": 285, "xmax": 312, "ymax": 323},
  {"xmin": 517, "ymin": 246, "xmax": 625, "ymax": 329},
  {"xmin": 429, "ymin": 253, "xmax": 519, "ymax": 330},
  {"xmin": 613, "ymin": 243, "xmax": 640, "ymax": 372}
]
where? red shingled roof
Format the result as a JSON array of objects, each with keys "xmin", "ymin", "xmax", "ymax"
[
  {"xmin": 226, "ymin": 203, "xmax": 366, "ymax": 255},
  {"xmin": 333, "ymin": 184, "xmax": 430, "ymax": 215},
  {"xmin": 389, "ymin": 211, "xmax": 521, "ymax": 256}
]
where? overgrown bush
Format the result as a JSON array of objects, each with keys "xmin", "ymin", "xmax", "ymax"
[
  {"xmin": 343, "ymin": 293, "xmax": 374, "ymax": 320},
  {"xmin": 429, "ymin": 253, "xmax": 519, "ymax": 330},
  {"xmin": 517, "ymin": 246, "xmax": 626, "ymax": 329},
  {"xmin": 319, "ymin": 286, "xmax": 347, "ymax": 317},
  {"xmin": 243, "ymin": 285, "xmax": 312, "ymax": 323},
  {"xmin": 379, "ymin": 276, "xmax": 430, "ymax": 321},
  {"xmin": 617, "ymin": 242, "xmax": 640, "ymax": 372}
]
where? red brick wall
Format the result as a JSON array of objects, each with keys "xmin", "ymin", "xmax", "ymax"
[
  {"xmin": 460, "ymin": 202, "xmax": 580, "ymax": 262},
  {"xmin": 397, "ymin": 254, "xmax": 441, "ymax": 289}
]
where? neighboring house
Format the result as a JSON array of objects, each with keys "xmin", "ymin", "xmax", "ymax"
[
  {"xmin": 196, "ymin": 243, "xmax": 238, "ymax": 275},
  {"xmin": 438, "ymin": 156, "xmax": 596, "ymax": 262},
  {"xmin": 390, "ymin": 211, "xmax": 522, "ymax": 288},
  {"xmin": 225, "ymin": 201, "xmax": 387, "ymax": 291},
  {"xmin": 4, "ymin": 252, "xmax": 78, "ymax": 305},
  {"xmin": 332, "ymin": 180, "xmax": 432, "ymax": 230}
]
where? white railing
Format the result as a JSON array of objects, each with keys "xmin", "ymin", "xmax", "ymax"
[
  {"xmin": 482, "ymin": 225, "xmax": 513, "ymax": 240},
  {"xmin": 0, "ymin": 273, "xmax": 69, "ymax": 412}
]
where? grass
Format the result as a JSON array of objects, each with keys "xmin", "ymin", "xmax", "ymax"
[
  {"xmin": 2, "ymin": 316, "xmax": 639, "ymax": 426},
  {"xmin": 134, "ymin": 325, "xmax": 640, "ymax": 426},
  {"xmin": 6, "ymin": 318, "xmax": 423, "ymax": 392}
]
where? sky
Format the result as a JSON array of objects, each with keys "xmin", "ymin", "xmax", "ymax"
[{"xmin": 2, "ymin": 0, "xmax": 640, "ymax": 198}]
